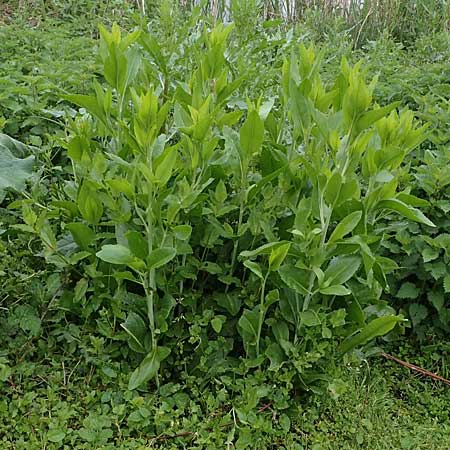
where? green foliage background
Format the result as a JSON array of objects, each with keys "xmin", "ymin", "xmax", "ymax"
[{"xmin": 0, "ymin": 1, "xmax": 449, "ymax": 448}]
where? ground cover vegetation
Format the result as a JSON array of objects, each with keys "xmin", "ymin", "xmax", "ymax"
[{"xmin": 0, "ymin": 0, "xmax": 449, "ymax": 448}]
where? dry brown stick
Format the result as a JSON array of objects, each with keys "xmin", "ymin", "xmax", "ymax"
[{"xmin": 381, "ymin": 352, "xmax": 450, "ymax": 387}]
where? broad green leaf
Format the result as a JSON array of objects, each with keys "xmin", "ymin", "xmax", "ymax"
[
  {"xmin": 396, "ymin": 282, "xmax": 419, "ymax": 299},
  {"xmin": 126, "ymin": 230, "xmax": 148, "ymax": 260},
  {"xmin": 328, "ymin": 211, "xmax": 362, "ymax": 243},
  {"xmin": 244, "ymin": 260, "xmax": 264, "ymax": 279},
  {"xmin": 147, "ymin": 247, "xmax": 176, "ymax": 270},
  {"xmin": 63, "ymin": 93, "xmax": 107, "ymax": 126},
  {"xmin": 154, "ymin": 147, "xmax": 177, "ymax": 185},
  {"xmin": 347, "ymin": 297, "xmax": 365, "ymax": 326},
  {"xmin": 428, "ymin": 291, "xmax": 444, "ymax": 312},
  {"xmin": 211, "ymin": 316, "xmax": 224, "ymax": 333},
  {"xmin": 338, "ymin": 315, "xmax": 403, "ymax": 354},
  {"xmin": 96, "ymin": 244, "xmax": 134, "ymax": 265},
  {"xmin": 409, "ymin": 303, "xmax": 428, "ymax": 327},
  {"xmin": 238, "ymin": 307, "xmax": 260, "ymax": 345},
  {"xmin": 128, "ymin": 346, "xmax": 170, "ymax": 390},
  {"xmin": 0, "ymin": 134, "xmax": 34, "ymax": 201},
  {"xmin": 299, "ymin": 310, "xmax": 320, "ymax": 327},
  {"xmin": 269, "ymin": 243, "xmax": 291, "ymax": 272},
  {"xmin": 377, "ymin": 199, "xmax": 435, "ymax": 227},
  {"xmin": 173, "ymin": 224, "xmax": 192, "ymax": 241},
  {"xmin": 265, "ymin": 343, "xmax": 286, "ymax": 370},
  {"xmin": 324, "ymin": 172, "xmax": 342, "ymax": 206},
  {"xmin": 240, "ymin": 241, "xmax": 290, "ymax": 259},
  {"xmin": 77, "ymin": 181, "xmax": 103, "ymax": 225},
  {"xmin": 278, "ymin": 265, "xmax": 310, "ymax": 295},
  {"xmin": 319, "ymin": 285, "xmax": 351, "ymax": 296},
  {"xmin": 47, "ymin": 429, "xmax": 66, "ymax": 443},
  {"xmin": 240, "ymin": 110, "xmax": 264, "ymax": 160},
  {"xmin": 216, "ymin": 293, "xmax": 241, "ymax": 316},
  {"xmin": 121, "ymin": 312, "xmax": 147, "ymax": 353},
  {"xmin": 66, "ymin": 223, "xmax": 95, "ymax": 249},
  {"xmin": 323, "ymin": 256, "xmax": 360, "ymax": 286},
  {"xmin": 355, "ymin": 101, "xmax": 400, "ymax": 133}
]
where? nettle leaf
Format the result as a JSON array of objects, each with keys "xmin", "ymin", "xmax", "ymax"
[
  {"xmin": 428, "ymin": 291, "xmax": 444, "ymax": 312},
  {"xmin": 0, "ymin": 134, "xmax": 34, "ymax": 200},
  {"xmin": 396, "ymin": 282, "xmax": 419, "ymax": 299},
  {"xmin": 338, "ymin": 315, "xmax": 403, "ymax": 354},
  {"xmin": 422, "ymin": 247, "xmax": 439, "ymax": 263},
  {"xmin": 96, "ymin": 244, "xmax": 134, "ymax": 265},
  {"xmin": 409, "ymin": 303, "xmax": 428, "ymax": 327},
  {"xmin": 444, "ymin": 275, "xmax": 450, "ymax": 294}
]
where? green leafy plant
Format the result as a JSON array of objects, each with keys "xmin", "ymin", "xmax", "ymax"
[{"xmin": 12, "ymin": 21, "xmax": 435, "ymax": 394}]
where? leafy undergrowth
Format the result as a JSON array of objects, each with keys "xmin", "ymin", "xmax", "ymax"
[
  {"xmin": 1, "ymin": 4, "xmax": 450, "ymax": 450},
  {"xmin": 1, "ymin": 337, "xmax": 449, "ymax": 449}
]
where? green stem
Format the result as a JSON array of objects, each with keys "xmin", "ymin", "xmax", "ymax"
[{"xmin": 256, "ymin": 272, "xmax": 269, "ymax": 356}]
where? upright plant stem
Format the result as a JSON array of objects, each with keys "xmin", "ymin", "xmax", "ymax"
[{"xmin": 256, "ymin": 272, "xmax": 269, "ymax": 356}]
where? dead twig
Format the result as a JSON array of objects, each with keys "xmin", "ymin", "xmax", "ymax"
[{"xmin": 381, "ymin": 352, "xmax": 450, "ymax": 387}]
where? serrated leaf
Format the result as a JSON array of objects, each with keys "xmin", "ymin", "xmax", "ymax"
[
  {"xmin": 409, "ymin": 303, "xmax": 428, "ymax": 327},
  {"xmin": 0, "ymin": 134, "xmax": 34, "ymax": 200},
  {"xmin": 444, "ymin": 275, "xmax": 450, "ymax": 293},
  {"xmin": 422, "ymin": 247, "xmax": 439, "ymax": 263},
  {"xmin": 428, "ymin": 291, "xmax": 444, "ymax": 312},
  {"xmin": 396, "ymin": 282, "xmax": 419, "ymax": 299}
]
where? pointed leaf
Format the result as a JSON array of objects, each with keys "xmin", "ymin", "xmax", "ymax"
[
  {"xmin": 147, "ymin": 247, "xmax": 176, "ymax": 270},
  {"xmin": 328, "ymin": 211, "xmax": 362, "ymax": 243},
  {"xmin": 338, "ymin": 315, "xmax": 403, "ymax": 354},
  {"xmin": 96, "ymin": 244, "xmax": 134, "ymax": 265}
]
